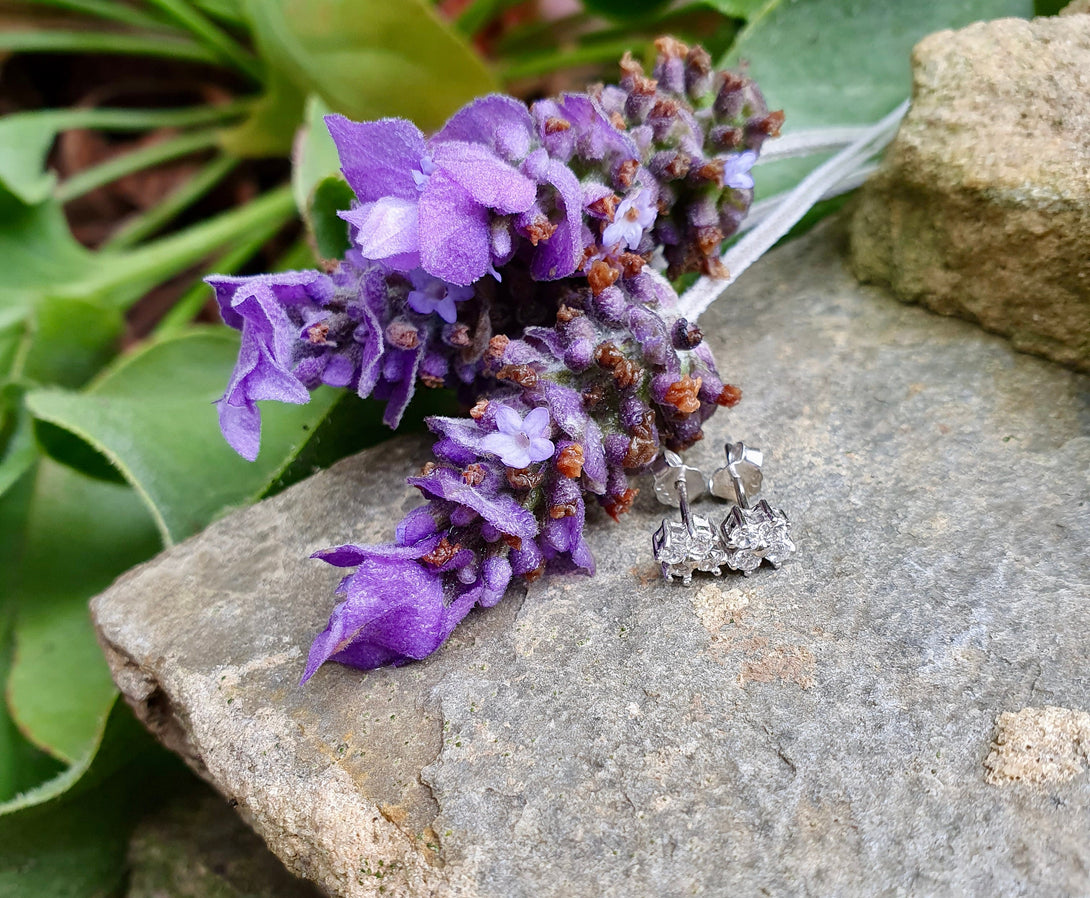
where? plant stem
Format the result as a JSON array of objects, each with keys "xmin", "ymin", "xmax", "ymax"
[
  {"xmin": 140, "ymin": 0, "xmax": 261, "ymax": 81},
  {"xmin": 0, "ymin": 29, "xmax": 219, "ymax": 65},
  {"xmin": 20, "ymin": 0, "xmax": 174, "ymax": 30},
  {"xmin": 456, "ymin": 0, "xmax": 521, "ymax": 36},
  {"xmin": 24, "ymin": 100, "xmax": 253, "ymax": 134},
  {"xmin": 153, "ymin": 217, "xmax": 290, "ymax": 338},
  {"xmin": 102, "ymin": 155, "xmax": 239, "ymax": 250},
  {"xmin": 74, "ymin": 184, "xmax": 296, "ymax": 309},
  {"xmin": 55, "ymin": 130, "xmax": 220, "ymax": 204}
]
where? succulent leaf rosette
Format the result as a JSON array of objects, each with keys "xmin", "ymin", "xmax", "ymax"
[{"xmin": 210, "ymin": 38, "xmax": 781, "ymax": 681}]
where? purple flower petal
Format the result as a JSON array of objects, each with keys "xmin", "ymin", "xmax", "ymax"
[
  {"xmin": 325, "ymin": 115, "xmax": 426, "ymax": 203},
  {"xmin": 418, "ymin": 170, "xmax": 492, "ymax": 286},
  {"xmin": 436, "ymin": 94, "xmax": 534, "ymax": 161},
  {"xmin": 529, "ymin": 158, "xmax": 583, "ymax": 280},
  {"xmin": 341, "ymin": 198, "xmax": 420, "ymax": 267},
  {"xmin": 407, "ymin": 466, "xmax": 538, "ymax": 539},
  {"xmin": 430, "ymin": 141, "xmax": 537, "ymax": 215}
]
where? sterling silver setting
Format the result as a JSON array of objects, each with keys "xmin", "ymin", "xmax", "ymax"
[
  {"xmin": 650, "ymin": 440, "xmax": 795, "ymax": 582},
  {"xmin": 651, "ymin": 451, "xmax": 726, "ymax": 584}
]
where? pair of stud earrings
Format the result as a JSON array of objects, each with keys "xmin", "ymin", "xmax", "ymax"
[{"xmin": 650, "ymin": 439, "xmax": 795, "ymax": 583}]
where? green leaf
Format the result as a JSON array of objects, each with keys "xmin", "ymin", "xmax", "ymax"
[
  {"xmin": 0, "ymin": 114, "xmax": 62, "ymax": 205},
  {"xmin": 0, "ymin": 388, "xmax": 39, "ymax": 501},
  {"xmin": 25, "ymin": 328, "xmax": 344, "ymax": 544},
  {"xmin": 20, "ymin": 297, "xmax": 123, "ymax": 390},
  {"xmin": 245, "ymin": 0, "xmax": 498, "ymax": 131},
  {"xmin": 700, "ymin": 0, "xmax": 771, "ymax": 19},
  {"xmin": 309, "ymin": 177, "xmax": 354, "ymax": 260},
  {"xmin": 218, "ymin": 61, "xmax": 308, "ymax": 157},
  {"xmin": 6, "ymin": 459, "xmax": 160, "ymax": 764},
  {"xmin": 292, "ymin": 95, "xmax": 353, "ymax": 259},
  {"xmin": 581, "ymin": 0, "xmax": 674, "ymax": 20},
  {"xmin": 0, "ymin": 697, "xmax": 186, "ymax": 898},
  {"xmin": 726, "ymin": 0, "xmax": 1033, "ymax": 197}
]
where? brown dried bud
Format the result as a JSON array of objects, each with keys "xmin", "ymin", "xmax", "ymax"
[
  {"xmin": 305, "ymin": 322, "xmax": 330, "ymax": 344},
  {"xmin": 506, "ymin": 467, "xmax": 545, "ymax": 491},
  {"xmin": 549, "ymin": 503, "xmax": 577, "ymax": 519},
  {"xmin": 447, "ymin": 323, "xmax": 471, "ymax": 347},
  {"xmin": 524, "ymin": 561, "xmax": 547, "ymax": 583},
  {"xmin": 420, "ymin": 461, "xmax": 437, "ymax": 476},
  {"xmin": 663, "ymin": 375, "xmax": 703, "ymax": 415},
  {"xmin": 696, "ymin": 226, "xmax": 724, "ymax": 257},
  {"xmin": 603, "ymin": 487, "xmax": 639, "ymax": 521},
  {"xmin": 609, "ymin": 111, "xmax": 627, "ymax": 131},
  {"xmin": 487, "ymin": 334, "xmax": 510, "ymax": 360},
  {"xmin": 423, "ymin": 536, "xmax": 461, "ymax": 568},
  {"xmin": 613, "ymin": 359, "xmax": 642, "ymax": 390},
  {"xmin": 496, "ymin": 364, "xmax": 539, "ymax": 389},
  {"xmin": 587, "ymin": 260, "xmax": 619, "ymax": 296},
  {"xmin": 556, "ymin": 304, "xmax": 583, "ymax": 324},
  {"xmin": 619, "ymin": 252, "xmax": 645, "ymax": 278},
  {"xmin": 556, "ymin": 444, "xmax": 585, "ymax": 479},
  {"xmin": 717, "ymin": 384, "xmax": 743, "ymax": 407},
  {"xmin": 582, "ymin": 385, "xmax": 605, "ymax": 408},
  {"xmin": 619, "ymin": 51, "xmax": 643, "ymax": 80},
  {"xmin": 420, "ymin": 374, "xmax": 445, "ymax": 389},
  {"xmin": 544, "ymin": 116, "xmax": 571, "ymax": 134},
  {"xmin": 615, "ymin": 158, "xmax": 639, "ymax": 189},
  {"xmin": 594, "ymin": 341, "xmax": 624, "ymax": 369},
  {"xmin": 623, "ymin": 434, "xmax": 658, "ymax": 469},
  {"xmin": 686, "ymin": 44, "xmax": 711, "ymax": 75},
  {"xmin": 655, "ymin": 35, "xmax": 689, "ymax": 59},
  {"xmin": 386, "ymin": 319, "xmax": 420, "ymax": 350},
  {"xmin": 663, "ymin": 152, "xmax": 691, "ymax": 180},
  {"xmin": 587, "ymin": 193, "xmax": 620, "ymax": 221},
  {"xmin": 710, "ymin": 125, "xmax": 744, "ymax": 149},
  {"xmin": 502, "ymin": 533, "xmax": 523, "ymax": 551},
  {"xmin": 525, "ymin": 215, "xmax": 558, "ymax": 246},
  {"xmin": 633, "ymin": 75, "xmax": 658, "ymax": 97},
  {"xmin": 695, "ymin": 159, "xmax": 725, "ymax": 184},
  {"xmin": 702, "ymin": 256, "xmax": 729, "ymax": 279},
  {"xmin": 469, "ymin": 399, "xmax": 489, "ymax": 419},
  {"xmin": 752, "ymin": 110, "xmax": 785, "ymax": 138},
  {"xmin": 650, "ymin": 98, "xmax": 680, "ymax": 120},
  {"xmin": 462, "ymin": 463, "xmax": 486, "ymax": 486}
]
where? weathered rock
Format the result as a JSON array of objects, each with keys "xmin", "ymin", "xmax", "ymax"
[
  {"xmin": 93, "ymin": 220, "xmax": 1090, "ymax": 897},
  {"xmin": 127, "ymin": 785, "xmax": 322, "ymax": 898},
  {"xmin": 850, "ymin": 14, "xmax": 1090, "ymax": 372}
]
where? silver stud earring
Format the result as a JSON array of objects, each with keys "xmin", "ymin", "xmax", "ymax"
[
  {"xmin": 712, "ymin": 438, "xmax": 795, "ymax": 576},
  {"xmin": 651, "ymin": 450, "xmax": 726, "ymax": 584}
]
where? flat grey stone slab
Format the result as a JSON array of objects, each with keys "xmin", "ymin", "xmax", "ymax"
[{"xmin": 92, "ymin": 221, "xmax": 1090, "ymax": 897}]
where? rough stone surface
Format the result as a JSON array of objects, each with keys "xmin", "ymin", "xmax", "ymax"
[
  {"xmin": 850, "ymin": 14, "xmax": 1090, "ymax": 372},
  {"xmin": 127, "ymin": 785, "xmax": 322, "ymax": 898},
  {"xmin": 93, "ymin": 220, "xmax": 1090, "ymax": 897},
  {"xmin": 984, "ymin": 707, "xmax": 1090, "ymax": 787}
]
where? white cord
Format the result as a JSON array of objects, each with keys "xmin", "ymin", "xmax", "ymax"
[
  {"xmin": 677, "ymin": 100, "xmax": 909, "ymax": 322},
  {"xmin": 754, "ymin": 126, "xmax": 873, "ymax": 163}
]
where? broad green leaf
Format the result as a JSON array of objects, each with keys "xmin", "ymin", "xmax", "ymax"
[
  {"xmin": 0, "ymin": 193, "xmax": 97, "ymax": 301},
  {"xmin": 0, "ymin": 697, "xmax": 187, "ymax": 898},
  {"xmin": 726, "ymin": 0, "xmax": 1033, "ymax": 198},
  {"xmin": 0, "ymin": 388, "xmax": 39, "ymax": 501},
  {"xmin": 25, "ymin": 328, "xmax": 343, "ymax": 544},
  {"xmin": 245, "ymin": 0, "xmax": 497, "ymax": 132},
  {"xmin": 0, "ymin": 476, "xmax": 65, "ymax": 805},
  {"xmin": 292, "ymin": 95, "xmax": 353, "ymax": 260},
  {"xmin": 582, "ymin": 0, "xmax": 674, "ymax": 20},
  {"xmin": 700, "ymin": 0, "xmax": 771, "ymax": 19},
  {"xmin": 309, "ymin": 176, "xmax": 355, "ymax": 260},
  {"xmin": 0, "ymin": 113, "xmax": 62, "ymax": 205},
  {"xmin": 218, "ymin": 61, "xmax": 308, "ymax": 157},
  {"xmin": 6, "ymin": 459, "xmax": 160, "ymax": 763},
  {"xmin": 291, "ymin": 95, "xmax": 339, "ymax": 219},
  {"xmin": 19, "ymin": 296, "xmax": 123, "ymax": 389}
]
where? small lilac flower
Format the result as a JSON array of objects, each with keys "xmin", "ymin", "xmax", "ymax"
[
  {"xmin": 601, "ymin": 186, "xmax": 657, "ymax": 251},
  {"xmin": 721, "ymin": 150, "xmax": 758, "ymax": 191},
  {"xmin": 406, "ymin": 270, "xmax": 474, "ymax": 323},
  {"xmin": 327, "ymin": 113, "xmax": 537, "ymax": 286},
  {"xmin": 479, "ymin": 406, "xmax": 554, "ymax": 468}
]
